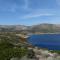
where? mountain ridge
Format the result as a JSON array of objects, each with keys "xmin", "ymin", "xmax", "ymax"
[{"xmin": 0, "ymin": 23, "xmax": 60, "ymax": 33}]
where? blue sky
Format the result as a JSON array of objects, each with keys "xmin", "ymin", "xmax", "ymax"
[{"xmin": 0, "ymin": 0, "xmax": 60, "ymax": 25}]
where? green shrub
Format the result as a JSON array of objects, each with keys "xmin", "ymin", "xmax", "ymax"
[{"xmin": 0, "ymin": 40, "xmax": 27, "ymax": 60}]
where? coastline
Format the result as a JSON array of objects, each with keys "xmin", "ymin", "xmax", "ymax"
[{"xmin": 33, "ymin": 33, "xmax": 60, "ymax": 35}]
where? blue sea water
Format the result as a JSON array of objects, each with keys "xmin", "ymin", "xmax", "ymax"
[{"xmin": 27, "ymin": 34, "xmax": 60, "ymax": 50}]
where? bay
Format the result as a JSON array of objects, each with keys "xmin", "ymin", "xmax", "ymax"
[{"xmin": 27, "ymin": 34, "xmax": 60, "ymax": 50}]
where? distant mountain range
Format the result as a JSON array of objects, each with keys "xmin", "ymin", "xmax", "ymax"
[{"xmin": 0, "ymin": 23, "xmax": 60, "ymax": 33}]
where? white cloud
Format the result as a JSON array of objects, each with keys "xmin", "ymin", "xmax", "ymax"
[{"xmin": 20, "ymin": 13, "xmax": 54, "ymax": 19}]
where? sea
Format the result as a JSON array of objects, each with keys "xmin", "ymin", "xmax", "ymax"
[{"xmin": 27, "ymin": 34, "xmax": 60, "ymax": 50}]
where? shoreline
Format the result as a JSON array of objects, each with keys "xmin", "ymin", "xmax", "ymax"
[{"xmin": 33, "ymin": 33, "xmax": 60, "ymax": 35}]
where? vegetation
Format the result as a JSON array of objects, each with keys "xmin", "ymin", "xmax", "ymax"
[
  {"xmin": 0, "ymin": 33, "xmax": 27, "ymax": 60},
  {"xmin": 50, "ymin": 50, "xmax": 60, "ymax": 54}
]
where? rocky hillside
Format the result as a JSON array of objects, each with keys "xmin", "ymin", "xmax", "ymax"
[
  {"xmin": 0, "ymin": 23, "xmax": 60, "ymax": 33},
  {"xmin": 31, "ymin": 23, "xmax": 60, "ymax": 33}
]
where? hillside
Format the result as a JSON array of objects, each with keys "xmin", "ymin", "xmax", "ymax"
[
  {"xmin": 0, "ymin": 24, "xmax": 60, "ymax": 33},
  {"xmin": 31, "ymin": 24, "xmax": 60, "ymax": 33}
]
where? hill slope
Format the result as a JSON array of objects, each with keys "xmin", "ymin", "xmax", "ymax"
[{"xmin": 0, "ymin": 24, "xmax": 60, "ymax": 33}]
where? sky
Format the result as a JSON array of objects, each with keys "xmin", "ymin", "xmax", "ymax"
[{"xmin": 0, "ymin": 0, "xmax": 60, "ymax": 25}]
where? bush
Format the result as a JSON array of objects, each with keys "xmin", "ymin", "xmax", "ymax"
[{"xmin": 0, "ymin": 40, "xmax": 27, "ymax": 60}]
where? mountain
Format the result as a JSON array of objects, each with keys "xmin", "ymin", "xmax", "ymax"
[
  {"xmin": 31, "ymin": 23, "xmax": 60, "ymax": 33},
  {"xmin": 0, "ymin": 23, "xmax": 60, "ymax": 33},
  {"xmin": 0, "ymin": 25, "xmax": 28, "ymax": 32}
]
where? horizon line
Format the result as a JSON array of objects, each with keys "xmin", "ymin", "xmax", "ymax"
[{"xmin": 0, "ymin": 23, "xmax": 60, "ymax": 26}]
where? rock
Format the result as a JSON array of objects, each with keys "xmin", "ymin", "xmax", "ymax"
[
  {"xmin": 56, "ymin": 56, "xmax": 60, "ymax": 60},
  {"xmin": 10, "ymin": 58, "xmax": 20, "ymax": 60},
  {"xmin": 47, "ymin": 56, "xmax": 54, "ymax": 60}
]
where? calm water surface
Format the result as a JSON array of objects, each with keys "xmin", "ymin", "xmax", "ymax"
[{"xmin": 27, "ymin": 34, "xmax": 60, "ymax": 50}]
